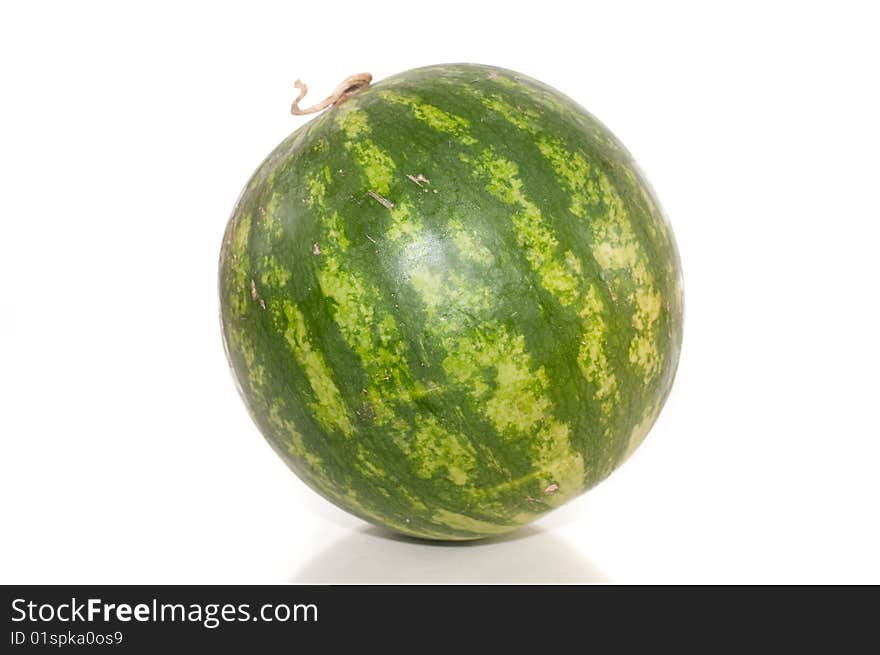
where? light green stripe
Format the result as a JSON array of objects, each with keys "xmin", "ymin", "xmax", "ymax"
[
  {"xmin": 448, "ymin": 218, "xmax": 495, "ymax": 267},
  {"xmin": 229, "ymin": 323, "xmax": 337, "ymax": 498},
  {"xmin": 227, "ymin": 326, "xmax": 265, "ymax": 404},
  {"xmin": 431, "ymin": 509, "xmax": 517, "ymax": 537},
  {"xmin": 259, "ymin": 254, "xmax": 291, "ymax": 289},
  {"xmin": 464, "ymin": 149, "xmax": 583, "ymax": 306},
  {"xmin": 378, "ymin": 90, "xmax": 477, "ymax": 145},
  {"xmin": 259, "ymin": 192, "xmax": 284, "ymax": 242},
  {"xmin": 538, "ymin": 135, "xmax": 663, "ymax": 384},
  {"xmin": 464, "ymin": 147, "xmax": 620, "ymax": 417},
  {"xmin": 267, "ymin": 404, "xmax": 323, "ymax": 472},
  {"xmin": 226, "ymin": 213, "xmax": 252, "ymax": 319},
  {"xmin": 341, "ymin": 489, "xmax": 451, "ymax": 540},
  {"xmin": 411, "ymin": 415, "xmax": 477, "ymax": 486},
  {"xmin": 281, "ymin": 301, "xmax": 354, "ymax": 437},
  {"xmin": 620, "ymin": 397, "xmax": 664, "ymax": 463},
  {"xmin": 481, "ymin": 92, "xmax": 539, "ymax": 131},
  {"xmin": 338, "ymin": 104, "xmax": 396, "ymax": 195},
  {"xmin": 337, "ymin": 106, "xmax": 423, "ymax": 241}
]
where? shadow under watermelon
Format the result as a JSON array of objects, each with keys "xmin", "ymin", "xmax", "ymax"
[{"xmin": 291, "ymin": 525, "xmax": 608, "ymax": 583}]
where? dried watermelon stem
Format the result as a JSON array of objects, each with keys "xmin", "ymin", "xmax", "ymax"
[{"xmin": 290, "ymin": 73, "xmax": 373, "ymax": 115}]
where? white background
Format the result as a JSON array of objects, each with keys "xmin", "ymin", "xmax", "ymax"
[{"xmin": 2, "ymin": 1, "xmax": 878, "ymax": 584}]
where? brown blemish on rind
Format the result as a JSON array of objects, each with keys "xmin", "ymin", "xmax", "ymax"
[
  {"xmin": 407, "ymin": 173, "xmax": 431, "ymax": 190},
  {"xmin": 249, "ymin": 279, "xmax": 266, "ymax": 310},
  {"xmin": 367, "ymin": 190, "xmax": 394, "ymax": 209}
]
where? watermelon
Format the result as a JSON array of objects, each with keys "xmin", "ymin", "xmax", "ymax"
[{"xmin": 219, "ymin": 63, "xmax": 683, "ymax": 540}]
